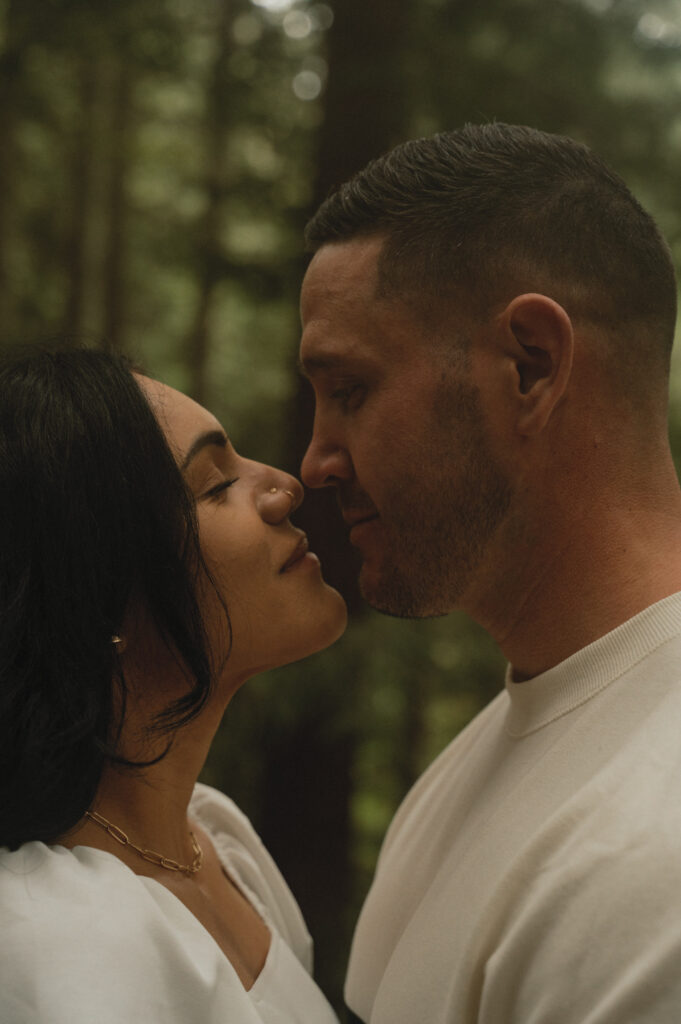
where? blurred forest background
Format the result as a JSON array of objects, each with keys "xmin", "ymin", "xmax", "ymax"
[{"xmin": 4, "ymin": 0, "xmax": 681, "ymax": 1013}]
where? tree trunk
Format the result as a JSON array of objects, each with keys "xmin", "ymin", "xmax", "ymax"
[
  {"xmin": 312, "ymin": 0, "xmax": 411, "ymax": 198},
  {"xmin": 102, "ymin": 56, "xmax": 133, "ymax": 351},
  {"xmin": 183, "ymin": 0, "xmax": 233, "ymax": 404},
  {"xmin": 260, "ymin": 0, "xmax": 413, "ymax": 1007},
  {"xmin": 63, "ymin": 57, "xmax": 99, "ymax": 340},
  {"xmin": 0, "ymin": 0, "xmax": 25, "ymax": 330}
]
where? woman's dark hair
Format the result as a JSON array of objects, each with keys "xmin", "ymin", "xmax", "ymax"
[{"xmin": 0, "ymin": 344, "xmax": 222, "ymax": 849}]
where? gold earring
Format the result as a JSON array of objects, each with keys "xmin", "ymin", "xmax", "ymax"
[{"xmin": 111, "ymin": 635, "xmax": 127, "ymax": 653}]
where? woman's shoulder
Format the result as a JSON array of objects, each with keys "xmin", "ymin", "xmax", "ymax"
[
  {"xmin": 0, "ymin": 839, "xmax": 126, "ymax": 909},
  {"xmin": 0, "ymin": 840, "xmax": 263, "ymax": 1023},
  {"xmin": 190, "ymin": 782, "xmax": 265, "ymax": 849},
  {"xmin": 190, "ymin": 784, "xmax": 313, "ymax": 971},
  {"xmin": 0, "ymin": 840, "xmax": 198, "ymax": 958}
]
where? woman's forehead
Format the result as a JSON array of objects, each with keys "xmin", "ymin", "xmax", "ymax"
[{"xmin": 134, "ymin": 374, "xmax": 222, "ymax": 451}]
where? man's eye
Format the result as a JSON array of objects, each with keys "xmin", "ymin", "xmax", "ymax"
[
  {"xmin": 331, "ymin": 383, "xmax": 364, "ymax": 410},
  {"xmin": 203, "ymin": 477, "xmax": 238, "ymax": 500}
]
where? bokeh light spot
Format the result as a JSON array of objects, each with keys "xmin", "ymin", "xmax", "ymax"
[
  {"xmin": 283, "ymin": 10, "xmax": 313, "ymax": 39},
  {"xmin": 250, "ymin": 0, "xmax": 294, "ymax": 12},
  {"xmin": 310, "ymin": 3, "xmax": 334, "ymax": 30},
  {"xmin": 292, "ymin": 70, "xmax": 322, "ymax": 101}
]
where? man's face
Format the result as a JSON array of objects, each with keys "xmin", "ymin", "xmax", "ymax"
[{"xmin": 299, "ymin": 237, "xmax": 512, "ymax": 618}]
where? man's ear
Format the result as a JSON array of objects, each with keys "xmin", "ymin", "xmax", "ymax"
[{"xmin": 499, "ymin": 293, "xmax": 574, "ymax": 436}]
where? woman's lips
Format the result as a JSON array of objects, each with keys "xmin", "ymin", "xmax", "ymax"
[{"xmin": 280, "ymin": 534, "xmax": 310, "ymax": 572}]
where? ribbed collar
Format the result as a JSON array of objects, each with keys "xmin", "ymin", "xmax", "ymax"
[{"xmin": 504, "ymin": 591, "xmax": 681, "ymax": 737}]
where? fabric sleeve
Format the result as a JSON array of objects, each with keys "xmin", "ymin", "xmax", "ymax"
[{"xmin": 0, "ymin": 843, "xmax": 267, "ymax": 1024}]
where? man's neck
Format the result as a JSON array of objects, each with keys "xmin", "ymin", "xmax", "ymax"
[{"xmin": 472, "ymin": 495, "xmax": 681, "ymax": 681}]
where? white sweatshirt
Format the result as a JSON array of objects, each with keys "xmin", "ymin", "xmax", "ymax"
[{"xmin": 346, "ymin": 592, "xmax": 681, "ymax": 1023}]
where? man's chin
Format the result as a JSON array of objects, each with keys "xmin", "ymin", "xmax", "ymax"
[{"xmin": 359, "ymin": 564, "xmax": 454, "ymax": 620}]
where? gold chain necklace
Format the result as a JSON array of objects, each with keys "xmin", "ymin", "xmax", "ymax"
[{"xmin": 85, "ymin": 810, "xmax": 203, "ymax": 876}]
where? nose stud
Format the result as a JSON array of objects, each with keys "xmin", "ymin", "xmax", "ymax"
[{"xmin": 269, "ymin": 487, "xmax": 295, "ymax": 500}]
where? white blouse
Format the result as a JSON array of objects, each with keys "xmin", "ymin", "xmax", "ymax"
[{"xmin": 0, "ymin": 783, "xmax": 339, "ymax": 1023}]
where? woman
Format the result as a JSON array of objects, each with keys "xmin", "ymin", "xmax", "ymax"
[{"xmin": 0, "ymin": 345, "xmax": 347, "ymax": 1022}]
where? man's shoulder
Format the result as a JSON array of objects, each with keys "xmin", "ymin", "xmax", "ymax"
[{"xmin": 379, "ymin": 689, "xmax": 507, "ymax": 857}]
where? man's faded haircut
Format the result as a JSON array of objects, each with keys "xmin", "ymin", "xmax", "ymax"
[{"xmin": 305, "ymin": 123, "xmax": 677, "ymax": 380}]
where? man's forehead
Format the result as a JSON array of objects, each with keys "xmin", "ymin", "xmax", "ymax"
[
  {"xmin": 299, "ymin": 237, "xmax": 443, "ymax": 375},
  {"xmin": 306, "ymin": 235, "xmax": 385, "ymax": 276},
  {"xmin": 301, "ymin": 238, "xmax": 384, "ymax": 307}
]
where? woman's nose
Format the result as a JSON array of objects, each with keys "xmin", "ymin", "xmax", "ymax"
[{"xmin": 259, "ymin": 475, "xmax": 303, "ymax": 522}]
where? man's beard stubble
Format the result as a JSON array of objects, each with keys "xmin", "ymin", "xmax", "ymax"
[{"xmin": 360, "ymin": 381, "xmax": 513, "ymax": 619}]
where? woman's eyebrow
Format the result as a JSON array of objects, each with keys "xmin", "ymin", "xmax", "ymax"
[{"xmin": 180, "ymin": 430, "xmax": 228, "ymax": 471}]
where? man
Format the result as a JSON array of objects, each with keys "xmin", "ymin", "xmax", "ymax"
[{"xmin": 299, "ymin": 123, "xmax": 681, "ymax": 1023}]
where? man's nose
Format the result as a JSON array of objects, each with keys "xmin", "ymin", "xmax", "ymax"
[{"xmin": 301, "ymin": 437, "xmax": 353, "ymax": 488}]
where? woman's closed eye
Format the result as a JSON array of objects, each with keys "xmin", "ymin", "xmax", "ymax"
[{"xmin": 203, "ymin": 477, "xmax": 239, "ymax": 501}]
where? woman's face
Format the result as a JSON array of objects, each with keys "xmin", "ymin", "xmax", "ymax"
[{"xmin": 138, "ymin": 376, "xmax": 347, "ymax": 692}]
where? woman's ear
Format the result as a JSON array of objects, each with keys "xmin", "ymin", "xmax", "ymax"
[{"xmin": 499, "ymin": 293, "xmax": 574, "ymax": 436}]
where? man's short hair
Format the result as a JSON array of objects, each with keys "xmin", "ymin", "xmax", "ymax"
[{"xmin": 305, "ymin": 123, "xmax": 677, "ymax": 382}]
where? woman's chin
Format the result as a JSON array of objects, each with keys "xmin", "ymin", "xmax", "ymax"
[
  {"xmin": 320, "ymin": 584, "xmax": 349, "ymax": 638},
  {"xmin": 282, "ymin": 591, "xmax": 348, "ymax": 665},
  {"xmin": 223, "ymin": 590, "xmax": 348, "ymax": 683},
  {"xmin": 290, "ymin": 588, "xmax": 348, "ymax": 662}
]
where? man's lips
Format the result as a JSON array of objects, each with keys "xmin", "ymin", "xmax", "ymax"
[
  {"xmin": 279, "ymin": 532, "xmax": 311, "ymax": 572},
  {"xmin": 343, "ymin": 510, "xmax": 380, "ymax": 530}
]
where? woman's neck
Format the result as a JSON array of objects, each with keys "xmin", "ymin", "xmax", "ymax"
[{"xmin": 58, "ymin": 693, "xmax": 224, "ymax": 870}]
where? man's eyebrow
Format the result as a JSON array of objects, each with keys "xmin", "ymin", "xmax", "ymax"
[
  {"xmin": 297, "ymin": 353, "xmax": 363, "ymax": 379},
  {"xmin": 180, "ymin": 430, "xmax": 228, "ymax": 471},
  {"xmin": 297, "ymin": 355, "xmax": 331, "ymax": 379}
]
